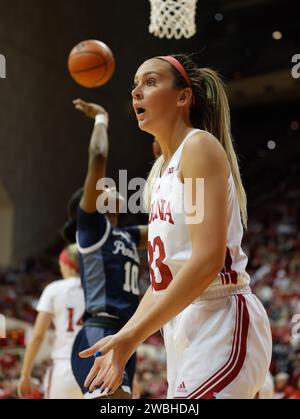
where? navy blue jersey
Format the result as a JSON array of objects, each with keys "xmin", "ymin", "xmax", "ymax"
[{"xmin": 76, "ymin": 207, "xmax": 140, "ymax": 323}]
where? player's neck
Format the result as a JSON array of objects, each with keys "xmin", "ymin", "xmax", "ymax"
[{"xmin": 156, "ymin": 121, "xmax": 193, "ymax": 163}]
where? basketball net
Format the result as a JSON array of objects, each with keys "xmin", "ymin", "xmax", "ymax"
[{"xmin": 149, "ymin": 0, "xmax": 198, "ymax": 40}]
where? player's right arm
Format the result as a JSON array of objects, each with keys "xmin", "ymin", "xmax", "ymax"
[
  {"xmin": 120, "ymin": 286, "xmax": 155, "ymax": 332},
  {"xmin": 18, "ymin": 311, "xmax": 53, "ymax": 398},
  {"xmin": 73, "ymin": 99, "xmax": 109, "ymax": 213}
]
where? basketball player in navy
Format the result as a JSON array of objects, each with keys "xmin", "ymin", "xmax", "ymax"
[{"xmin": 70, "ymin": 99, "xmax": 148, "ymax": 399}]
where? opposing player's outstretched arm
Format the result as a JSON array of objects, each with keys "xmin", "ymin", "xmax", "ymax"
[
  {"xmin": 18, "ymin": 312, "xmax": 53, "ymax": 398},
  {"xmin": 73, "ymin": 99, "xmax": 109, "ymax": 213}
]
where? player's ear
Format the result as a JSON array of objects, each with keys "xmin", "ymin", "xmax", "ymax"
[{"xmin": 177, "ymin": 88, "xmax": 193, "ymax": 108}]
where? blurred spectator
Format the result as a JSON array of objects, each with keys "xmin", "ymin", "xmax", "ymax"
[
  {"xmin": 289, "ymin": 377, "xmax": 300, "ymax": 399},
  {"xmin": 273, "ymin": 373, "xmax": 294, "ymax": 399}
]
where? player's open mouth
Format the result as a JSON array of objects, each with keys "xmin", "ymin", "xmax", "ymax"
[{"xmin": 136, "ymin": 107, "xmax": 146, "ymax": 115}]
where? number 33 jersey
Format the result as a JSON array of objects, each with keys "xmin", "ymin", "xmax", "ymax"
[{"xmin": 148, "ymin": 129, "xmax": 251, "ymax": 298}]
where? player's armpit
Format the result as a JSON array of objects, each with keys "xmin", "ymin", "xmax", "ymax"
[{"xmin": 137, "ymin": 225, "xmax": 148, "ymax": 249}]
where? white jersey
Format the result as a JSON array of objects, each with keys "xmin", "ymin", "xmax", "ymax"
[
  {"xmin": 37, "ymin": 277, "xmax": 85, "ymax": 360},
  {"xmin": 148, "ymin": 129, "xmax": 251, "ymax": 299}
]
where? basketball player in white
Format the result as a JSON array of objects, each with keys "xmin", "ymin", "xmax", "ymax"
[
  {"xmin": 153, "ymin": 129, "xmax": 274, "ymax": 400},
  {"xmin": 18, "ymin": 244, "xmax": 84, "ymax": 399},
  {"xmin": 79, "ymin": 54, "xmax": 272, "ymax": 399}
]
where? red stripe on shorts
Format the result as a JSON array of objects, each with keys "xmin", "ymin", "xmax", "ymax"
[
  {"xmin": 174, "ymin": 294, "xmax": 249, "ymax": 399},
  {"xmin": 46, "ymin": 364, "xmax": 54, "ymax": 399}
]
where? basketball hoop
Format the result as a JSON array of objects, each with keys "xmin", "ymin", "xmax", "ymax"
[{"xmin": 149, "ymin": 0, "xmax": 198, "ymax": 40}]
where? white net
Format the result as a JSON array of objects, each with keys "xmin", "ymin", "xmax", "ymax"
[{"xmin": 149, "ymin": 0, "xmax": 198, "ymax": 40}]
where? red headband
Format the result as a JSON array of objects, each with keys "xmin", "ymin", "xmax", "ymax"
[
  {"xmin": 158, "ymin": 56, "xmax": 195, "ymax": 106},
  {"xmin": 59, "ymin": 249, "xmax": 79, "ymax": 272}
]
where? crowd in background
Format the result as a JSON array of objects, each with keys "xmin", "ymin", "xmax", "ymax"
[
  {"xmin": 1, "ymin": 167, "xmax": 300, "ymax": 399},
  {"xmin": 244, "ymin": 165, "xmax": 300, "ymax": 398}
]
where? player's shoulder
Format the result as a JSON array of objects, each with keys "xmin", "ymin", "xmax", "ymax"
[
  {"xmin": 39, "ymin": 280, "xmax": 64, "ymax": 301},
  {"xmin": 63, "ymin": 277, "xmax": 82, "ymax": 287},
  {"xmin": 185, "ymin": 130, "xmax": 226, "ymax": 157},
  {"xmin": 42, "ymin": 279, "xmax": 69, "ymax": 293},
  {"xmin": 182, "ymin": 130, "xmax": 228, "ymax": 173}
]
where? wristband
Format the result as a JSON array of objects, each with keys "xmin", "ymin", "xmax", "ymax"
[{"xmin": 95, "ymin": 114, "xmax": 108, "ymax": 129}]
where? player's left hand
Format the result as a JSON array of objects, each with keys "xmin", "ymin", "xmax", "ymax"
[{"xmin": 79, "ymin": 331, "xmax": 138, "ymax": 395}]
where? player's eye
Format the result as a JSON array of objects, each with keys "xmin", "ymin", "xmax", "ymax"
[{"xmin": 147, "ymin": 78, "xmax": 156, "ymax": 86}]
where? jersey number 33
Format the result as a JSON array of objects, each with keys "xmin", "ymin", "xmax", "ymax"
[{"xmin": 148, "ymin": 236, "xmax": 173, "ymax": 291}]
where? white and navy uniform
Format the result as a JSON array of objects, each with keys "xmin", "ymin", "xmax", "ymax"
[
  {"xmin": 37, "ymin": 278, "xmax": 84, "ymax": 399},
  {"xmin": 148, "ymin": 129, "xmax": 272, "ymax": 399},
  {"xmin": 71, "ymin": 207, "xmax": 140, "ymax": 399}
]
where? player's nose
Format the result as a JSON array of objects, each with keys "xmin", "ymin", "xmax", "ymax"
[{"xmin": 131, "ymin": 85, "xmax": 143, "ymax": 100}]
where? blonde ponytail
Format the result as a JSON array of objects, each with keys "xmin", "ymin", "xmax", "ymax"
[
  {"xmin": 143, "ymin": 155, "xmax": 164, "ymax": 212},
  {"xmin": 198, "ymin": 68, "xmax": 248, "ymax": 228}
]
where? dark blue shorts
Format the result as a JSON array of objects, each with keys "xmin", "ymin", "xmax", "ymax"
[{"xmin": 71, "ymin": 325, "xmax": 136, "ymax": 399}]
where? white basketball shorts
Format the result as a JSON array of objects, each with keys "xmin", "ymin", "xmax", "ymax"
[
  {"xmin": 163, "ymin": 291, "xmax": 272, "ymax": 399},
  {"xmin": 44, "ymin": 359, "xmax": 83, "ymax": 399}
]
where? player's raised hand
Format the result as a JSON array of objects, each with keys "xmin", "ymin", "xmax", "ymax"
[
  {"xmin": 73, "ymin": 98, "xmax": 108, "ymax": 120},
  {"xmin": 79, "ymin": 332, "xmax": 138, "ymax": 396}
]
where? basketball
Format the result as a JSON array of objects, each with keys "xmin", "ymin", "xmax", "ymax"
[{"xmin": 68, "ymin": 40, "xmax": 115, "ymax": 88}]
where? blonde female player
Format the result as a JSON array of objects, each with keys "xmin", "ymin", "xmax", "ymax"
[{"xmin": 79, "ymin": 54, "xmax": 272, "ymax": 399}]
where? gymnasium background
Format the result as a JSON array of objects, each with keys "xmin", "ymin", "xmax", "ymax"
[{"xmin": 0, "ymin": 0, "xmax": 300, "ymax": 399}]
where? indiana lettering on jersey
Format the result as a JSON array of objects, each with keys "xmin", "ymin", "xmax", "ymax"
[{"xmin": 149, "ymin": 199, "xmax": 174, "ymax": 225}]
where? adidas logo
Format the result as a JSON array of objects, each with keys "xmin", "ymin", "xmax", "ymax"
[
  {"xmin": 176, "ymin": 382, "xmax": 187, "ymax": 393},
  {"xmin": 167, "ymin": 167, "xmax": 174, "ymax": 175}
]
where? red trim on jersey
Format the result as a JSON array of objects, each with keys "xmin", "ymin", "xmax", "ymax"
[
  {"xmin": 221, "ymin": 247, "xmax": 238, "ymax": 285},
  {"xmin": 174, "ymin": 294, "xmax": 249, "ymax": 399},
  {"xmin": 220, "ymin": 272, "xmax": 226, "ymax": 285}
]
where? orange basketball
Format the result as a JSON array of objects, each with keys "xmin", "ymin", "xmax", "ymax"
[{"xmin": 68, "ymin": 40, "xmax": 115, "ymax": 88}]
